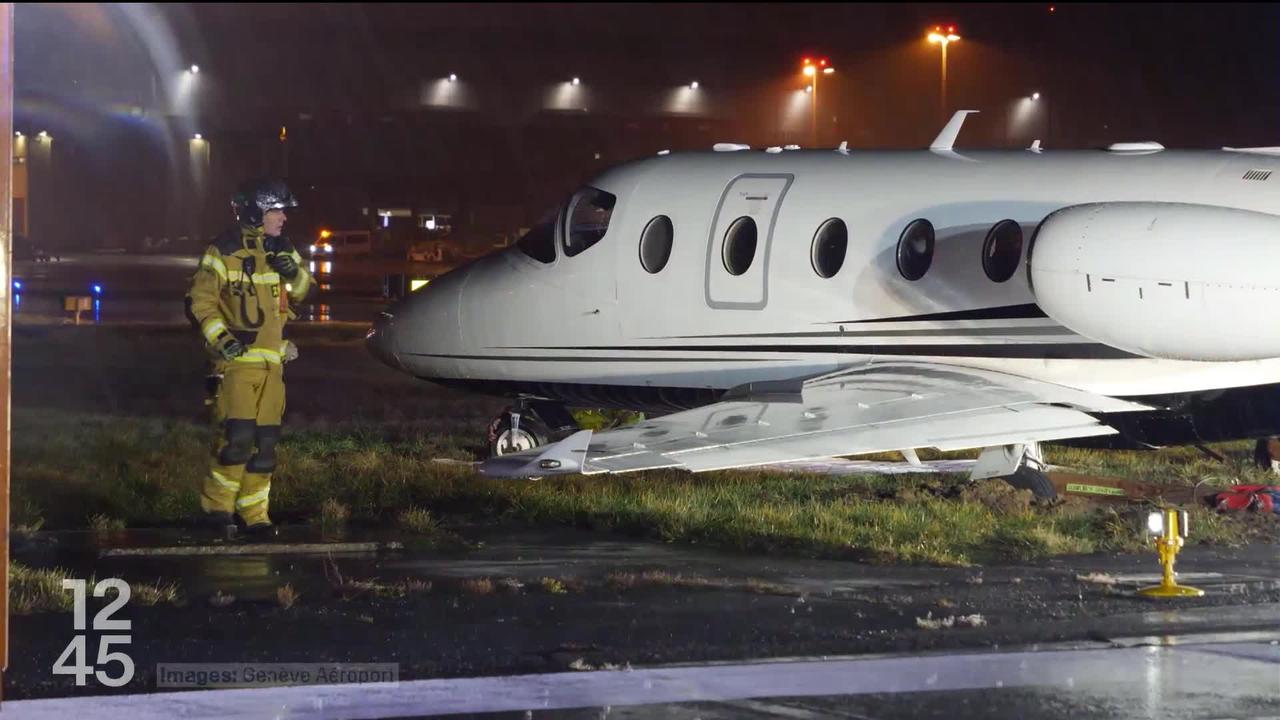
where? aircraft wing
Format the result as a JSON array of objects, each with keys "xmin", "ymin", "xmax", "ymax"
[{"xmin": 477, "ymin": 361, "xmax": 1151, "ymax": 478}]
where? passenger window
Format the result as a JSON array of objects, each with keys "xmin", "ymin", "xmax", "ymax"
[
  {"xmin": 896, "ymin": 219, "xmax": 934, "ymax": 281},
  {"xmin": 982, "ymin": 219, "xmax": 1023, "ymax": 283},
  {"xmin": 722, "ymin": 216, "xmax": 757, "ymax": 276},
  {"xmin": 811, "ymin": 218, "xmax": 848, "ymax": 278},
  {"xmin": 563, "ymin": 187, "xmax": 617, "ymax": 257},
  {"xmin": 639, "ymin": 215, "xmax": 674, "ymax": 274}
]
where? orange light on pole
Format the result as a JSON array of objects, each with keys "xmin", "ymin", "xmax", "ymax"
[
  {"xmin": 927, "ymin": 26, "xmax": 961, "ymax": 121},
  {"xmin": 801, "ymin": 57, "xmax": 834, "ymax": 147}
]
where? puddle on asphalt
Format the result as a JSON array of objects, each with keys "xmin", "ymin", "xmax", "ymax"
[
  {"xmin": 12, "ymin": 525, "xmax": 946, "ymax": 604},
  {"xmin": 15, "ymin": 525, "xmax": 1280, "ymax": 610}
]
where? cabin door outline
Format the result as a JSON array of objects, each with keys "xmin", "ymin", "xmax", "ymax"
[{"xmin": 704, "ymin": 173, "xmax": 794, "ymax": 310}]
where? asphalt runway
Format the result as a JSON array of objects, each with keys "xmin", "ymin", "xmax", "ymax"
[
  {"xmin": 5, "ymin": 636, "xmax": 1278, "ymax": 719},
  {"xmin": 8, "ymin": 525, "xmax": 1280, "ymax": 712}
]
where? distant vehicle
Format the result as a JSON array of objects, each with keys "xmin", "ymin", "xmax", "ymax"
[{"xmin": 309, "ymin": 230, "xmax": 371, "ymax": 257}]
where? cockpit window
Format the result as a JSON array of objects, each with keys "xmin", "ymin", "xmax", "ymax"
[
  {"xmin": 516, "ymin": 208, "xmax": 559, "ymax": 264},
  {"xmin": 563, "ymin": 187, "xmax": 617, "ymax": 257}
]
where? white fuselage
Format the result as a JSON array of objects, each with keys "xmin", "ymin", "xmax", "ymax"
[{"xmin": 369, "ymin": 148, "xmax": 1280, "ymax": 402}]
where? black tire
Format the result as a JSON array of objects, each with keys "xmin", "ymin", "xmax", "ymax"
[
  {"xmin": 1254, "ymin": 437, "xmax": 1280, "ymax": 474},
  {"xmin": 1001, "ymin": 465, "xmax": 1058, "ymax": 501},
  {"xmin": 486, "ymin": 411, "xmax": 550, "ymax": 458}
]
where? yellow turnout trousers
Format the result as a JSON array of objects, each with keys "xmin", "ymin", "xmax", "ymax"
[{"xmin": 201, "ymin": 356, "xmax": 285, "ymax": 526}]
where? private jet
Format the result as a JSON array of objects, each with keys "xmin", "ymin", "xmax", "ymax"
[{"xmin": 366, "ymin": 111, "xmax": 1280, "ymax": 497}]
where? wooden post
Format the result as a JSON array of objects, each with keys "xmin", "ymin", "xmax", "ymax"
[{"xmin": 0, "ymin": 2, "xmax": 15, "ymax": 704}]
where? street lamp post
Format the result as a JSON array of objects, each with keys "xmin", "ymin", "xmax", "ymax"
[
  {"xmin": 1031, "ymin": 91, "xmax": 1049, "ymax": 145},
  {"xmin": 802, "ymin": 58, "xmax": 834, "ymax": 147},
  {"xmin": 927, "ymin": 26, "xmax": 960, "ymax": 122},
  {"xmin": 189, "ymin": 134, "xmax": 210, "ymax": 241}
]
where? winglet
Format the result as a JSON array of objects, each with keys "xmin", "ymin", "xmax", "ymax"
[
  {"xmin": 930, "ymin": 110, "xmax": 980, "ymax": 151},
  {"xmin": 1028, "ymin": 139, "xmax": 1042, "ymax": 153},
  {"xmin": 477, "ymin": 430, "xmax": 594, "ymax": 479}
]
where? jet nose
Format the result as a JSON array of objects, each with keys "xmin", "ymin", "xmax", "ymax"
[
  {"xmin": 367, "ymin": 263, "xmax": 472, "ymax": 379},
  {"xmin": 366, "ymin": 311, "xmax": 402, "ymax": 371}
]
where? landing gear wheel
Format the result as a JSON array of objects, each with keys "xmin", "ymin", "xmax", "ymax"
[
  {"xmin": 487, "ymin": 409, "xmax": 551, "ymax": 458},
  {"xmin": 1254, "ymin": 437, "xmax": 1280, "ymax": 475},
  {"xmin": 1001, "ymin": 465, "xmax": 1058, "ymax": 501}
]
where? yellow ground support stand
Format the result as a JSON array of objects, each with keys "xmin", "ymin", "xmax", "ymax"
[{"xmin": 1138, "ymin": 508, "xmax": 1205, "ymax": 598}]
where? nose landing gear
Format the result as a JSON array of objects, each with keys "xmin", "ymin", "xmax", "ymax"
[
  {"xmin": 488, "ymin": 410, "xmax": 549, "ymax": 456},
  {"xmin": 486, "ymin": 400, "xmax": 579, "ymax": 458}
]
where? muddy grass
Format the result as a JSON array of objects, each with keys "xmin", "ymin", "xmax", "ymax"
[
  {"xmin": 11, "ymin": 324, "xmax": 1280, "ymax": 566},
  {"xmin": 9, "ymin": 562, "xmax": 181, "ymax": 615},
  {"xmin": 13, "ymin": 407, "xmax": 1280, "ymax": 566}
]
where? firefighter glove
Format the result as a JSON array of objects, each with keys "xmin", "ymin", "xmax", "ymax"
[
  {"xmin": 268, "ymin": 252, "xmax": 299, "ymax": 280},
  {"xmin": 213, "ymin": 332, "xmax": 247, "ymax": 361}
]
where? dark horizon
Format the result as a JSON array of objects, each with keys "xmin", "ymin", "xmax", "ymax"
[{"xmin": 14, "ymin": 3, "xmax": 1280, "ymax": 249}]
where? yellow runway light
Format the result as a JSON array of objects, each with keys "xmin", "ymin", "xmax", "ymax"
[{"xmin": 1137, "ymin": 508, "xmax": 1204, "ymax": 598}]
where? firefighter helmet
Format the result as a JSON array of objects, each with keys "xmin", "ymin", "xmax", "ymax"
[{"xmin": 231, "ymin": 178, "xmax": 298, "ymax": 227}]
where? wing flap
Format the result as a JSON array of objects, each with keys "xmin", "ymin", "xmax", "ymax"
[
  {"xmin": 477, "ymin": 362, "xmax": 1150, "ymax": 478},
  {"xmin": 672, "ymin": 404, "xmax": 1114, "ymax": 472}
]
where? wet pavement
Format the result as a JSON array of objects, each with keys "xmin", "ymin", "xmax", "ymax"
[
  {"xmin": 25, "ymin": 525, "xmax": 1280, "ymax": 606},
  {"xmin": 7, "ymin": 526, "xmax": 1280, "ymax": 714},
  {"xmin": 5, "ymin": 630, "xmax": 1279, "ymax": 719}
]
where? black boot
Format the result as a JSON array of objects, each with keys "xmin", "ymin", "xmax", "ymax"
[
  {"xmin": 197, "ymin": 511, "xmax": 237, "ymax": 540},
  {"xmin": 241, "ymin": 522, "xmax": 278, "ymax": 540}
]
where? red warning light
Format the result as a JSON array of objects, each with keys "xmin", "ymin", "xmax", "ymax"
[{"xmin": 948, "ymin": 25, "xmax": 955, "ymax": 33}]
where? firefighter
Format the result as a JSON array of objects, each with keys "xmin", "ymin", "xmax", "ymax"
[{"xmin": 186, "ymin": 178, "xmax": 313, "ymax": 537}]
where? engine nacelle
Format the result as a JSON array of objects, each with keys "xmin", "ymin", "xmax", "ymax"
[{"xmin": 1029, "ymin": 202, "xmax": 1280, "ymax": 361}]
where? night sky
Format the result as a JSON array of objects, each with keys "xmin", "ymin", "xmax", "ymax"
[{"xmin": 13, "ymin": 3, "xmax": 1280, "ymax": 248}]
